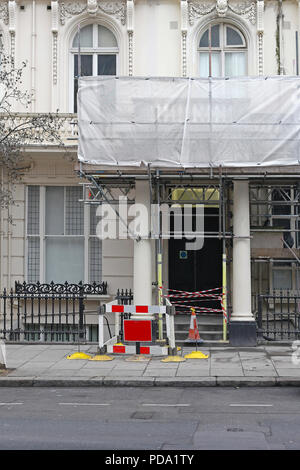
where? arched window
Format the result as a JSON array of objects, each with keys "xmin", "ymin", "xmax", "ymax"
[
  {"xmin": 198, "ymin": 23, "xmax": 247, "ymax": 77},
  {"xmin": 70, "ymin": 24, "xmax": 118, "ymax": 112}
]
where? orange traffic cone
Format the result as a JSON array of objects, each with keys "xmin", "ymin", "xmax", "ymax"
[{"xmin": 185, "ymin": 308, "xmax": 203, "ymax": 344}]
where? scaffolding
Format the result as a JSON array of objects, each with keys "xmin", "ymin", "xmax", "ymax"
[
  {"xmin": 76, "ymin": 74, "xmax": 300, "ymax": 341},
  {"xmin": 77, "ymin": 164, "xmax": 300, "ymax": 341}
]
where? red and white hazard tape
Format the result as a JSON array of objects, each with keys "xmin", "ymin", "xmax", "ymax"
[
  {"xmin": 159, "ymin": 286, "xmax": 228, "ymax": 323},
  {"xmin": 160, "ymin": 286, "xmax": 222, "ymax": 296},
  {"xmin": 107, "ymin": 343, "xmax": 168, "ymax": 355},
  {"xmin": 173, "ymin": 304, "xmax": 223, "ymax": 313},
  {"xmin": 221, "ymin": 295, "xmax": 227, "ymax": 324}
]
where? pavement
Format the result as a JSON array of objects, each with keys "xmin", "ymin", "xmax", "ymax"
[{"xmin": 1, "ymin": 343, "xmax": 300, "ymax": 387}]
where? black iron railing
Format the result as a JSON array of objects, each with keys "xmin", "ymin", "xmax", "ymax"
[
  {"xmin": 256, "ymin": 291, "xmax": 300, "ymax": 340},
  {"xmin": 0, "ymin": 281, "xmax": 108, "ymax": 342}
]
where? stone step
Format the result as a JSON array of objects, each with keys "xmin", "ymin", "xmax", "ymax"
[
  {"xmin": 171, "ymin": 322, "xmax": 223, "ymax": 332},
  {"xmin": 177, "ymin": 340, "xmax": 229, "ymax": 348},
  {"xmin": 175, "ymin": 313, "xmax": 223, "ymax": 325},
  {"xmin": 175, "ymin": 330, "xmax": 223, "ymax": 341}
]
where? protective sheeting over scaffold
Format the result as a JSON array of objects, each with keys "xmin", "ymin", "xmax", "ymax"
[{"xmin": 77, "ymin": 75, "xmax": 300, "ymax": 168}]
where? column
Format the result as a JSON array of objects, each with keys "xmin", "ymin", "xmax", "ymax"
[
  {"xmin": 133, "ymin": 180, "xmax": 152, "ymax": 305},
  {"xmin": 229, "ymin": 180, "xmax": 256, "ymax": 346}
]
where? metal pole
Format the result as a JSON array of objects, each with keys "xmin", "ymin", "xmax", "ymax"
[
  {"xmin": 208, "ymin": 24, "xmax": 212, "ymax": 78},
  {"xmin": 78, "ymin": 23, "xmax": 81, "ymax": 78},
  {"xmin": 156, "ymin": 170, "xmax": 163, "ymax": 340},
  {"xmin": 221, "ymin": 177, "xmax": 228, "ymax": 341}
]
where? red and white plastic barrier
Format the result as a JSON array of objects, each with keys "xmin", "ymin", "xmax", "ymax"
[
  {"xmin": 105, "ymin": 305, "xmax": 166, "ymax": 314},
  {"xmin": 107, "ymin": 343, "xmax": 169, "ymax": 355},
  {"xmin": 99, "ymin": 302, "xmax": 175, "ymax": 356}
]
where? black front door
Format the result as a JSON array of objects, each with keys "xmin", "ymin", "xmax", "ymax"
[{"xmin": 169, "ymin": 207, "xmax": 222, "ymax": 296}]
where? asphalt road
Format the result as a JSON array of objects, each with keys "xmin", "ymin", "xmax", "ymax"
[{"xmin": 0, "ymin": 387, "xmax": 300, "ymax": 450}]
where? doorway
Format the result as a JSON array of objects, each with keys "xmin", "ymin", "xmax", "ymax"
[{"xmin": 168, "ymin": 207, "xmax": 222, "ymax": 303}]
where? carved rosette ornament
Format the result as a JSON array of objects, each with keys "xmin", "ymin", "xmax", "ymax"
[
  {"xmin": 59, "ymin": 0, "xmax": 127, "ymax": 26},
  {"xmin": 188, "ymin": 0, "xmax": 256, "ymax": 25}
]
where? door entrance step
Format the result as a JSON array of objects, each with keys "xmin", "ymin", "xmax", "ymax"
[
  {"xmin": 175, "ymin": 331, "xmax": 223, "ymax": 341},
  {"xmin": 179, "ymin": 340, "xmax": 229, "ymax": 348}
]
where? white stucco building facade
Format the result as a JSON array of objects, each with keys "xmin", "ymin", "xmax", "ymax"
[{"xmin": 0, "ymin": 0, "xmax": 300, "ymax": 345}]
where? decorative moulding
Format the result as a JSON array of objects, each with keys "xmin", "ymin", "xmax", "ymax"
[
  {"xmin": 0, "ymin": 0, "xmax": 9, "ymax": 25},
  {"xmin": 59, "ymin": 0, "xmax": 127, "ymax": 26},
  {"xmin": 256, "ymin": 0, "xmax": 264, "ymax": 32},
  {"xmin": 188, "ymin": 0, "xmax": 257, "ymax": 26}
]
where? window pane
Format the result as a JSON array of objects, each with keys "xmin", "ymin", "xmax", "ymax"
[
  {"xmin": 199, "ymin": 25, "xmax": 219, "ymax": 48},
  {"xmin": 27, "ymin": 237, "xmax": 40, "ymax": 282},
  {"xmin": 98, "ymin": 25, "xmax": 117, "ymax": 47},
  {"xmin": 273, "ymin": 269, "xmax": 292, "ymax": 290},
  {"xmin": 199, "ymin": 52, "xmax": 221, "ymax": 77},
  {"xmin": 90, "ymin": 204, "xmax": 98, "ymax": 235},
  {"xmin": 225, "ymin": 52, "xmax": 246, "ymax": 76},
  {"xmin": 74, "ymin": 55, "xmax": 93, "ymax": 112},
  {"xmin": 45, "ymin": 187, "xmax": 64, "ymax": 236},
  {"xmin": 65, "ymin": 186, "xmax": 84, "ymax": 235},
  {"xmin": 74, "ymin": 54, "xmax": 93, "ymax": 77},
  {"xmin": 72, "ymin": 24, "xmax": 93, "ymax": 48},
  {"xmin": 89, "ymin": 238, "xmax": 102, "ymax": 282},
  {"xmin": 97, "ymin": 55, "xmax": 116, "ymax": 75},
  {"xmin": 27, "ymin": 186, "xmax": 40, "ymax": 235},
  {"xmin": 226, "ymin": 27, "xmax": 244, "ymax": 46},
  {"xmin": 46, "ymin": 237, "xmax": 84, "ymax": 283}
]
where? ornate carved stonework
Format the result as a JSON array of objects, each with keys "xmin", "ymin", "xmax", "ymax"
[
  {"xmin": 188, "ymin": 0, "xmax": 256, "ymax": 25},
  {"xmin": 52, "ymin": 1, "xmax": 59, "ymax": 85},
  {"xmin": 216, "ymin": 0, "xmax": 228, "ymax": 17},
  {"xmin": 59, "ymin": 0, "xmax": 126, "ymax": 26},
  {"xmin": 0, "ymin": 1, "xmax": 8, "ymax": 25},
  {"xmin": 127, "ymin": 0, "xmax": 134, "ymax": 75},
  {"xmin": 87, "ymin": 0, "xmax": 98, "ymax": 15},
  {"xmin": 128, "ymin": 30, "xmax": 133, "ymax": 75},
  {"xmin": 257, "ymin": 0, "xmax": 264, "ymax": 75},
  {"xmin": 98, "ymin": 2, "xmax": 126, "ymax": 24},
  {"xmin": 59, "ymin": 1, "xmax": 86, "ymax": 24},
  {"xmin": 229, "ymin": 1, "xmax": 256, "ymax": 24}
]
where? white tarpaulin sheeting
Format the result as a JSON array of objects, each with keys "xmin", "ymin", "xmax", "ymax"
[{"xmin": 78, "ymin": 76, "xmax": 300, "ymax": 168}]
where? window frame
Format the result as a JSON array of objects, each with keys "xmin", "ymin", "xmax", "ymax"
[
  {"xmin": 26, "ymin": 185, "xmax": 102, "ymax": 284},
  {"xmin": 69, "ymin": 23, "xmax": 119, "ymax": 113},
  {"xmin": 270, "ymin": 261, "xmax": 300, "ymax": 292},
  {"xmin": 198, "ymin": 22, "xmax": 248, "ymax": 77}
]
